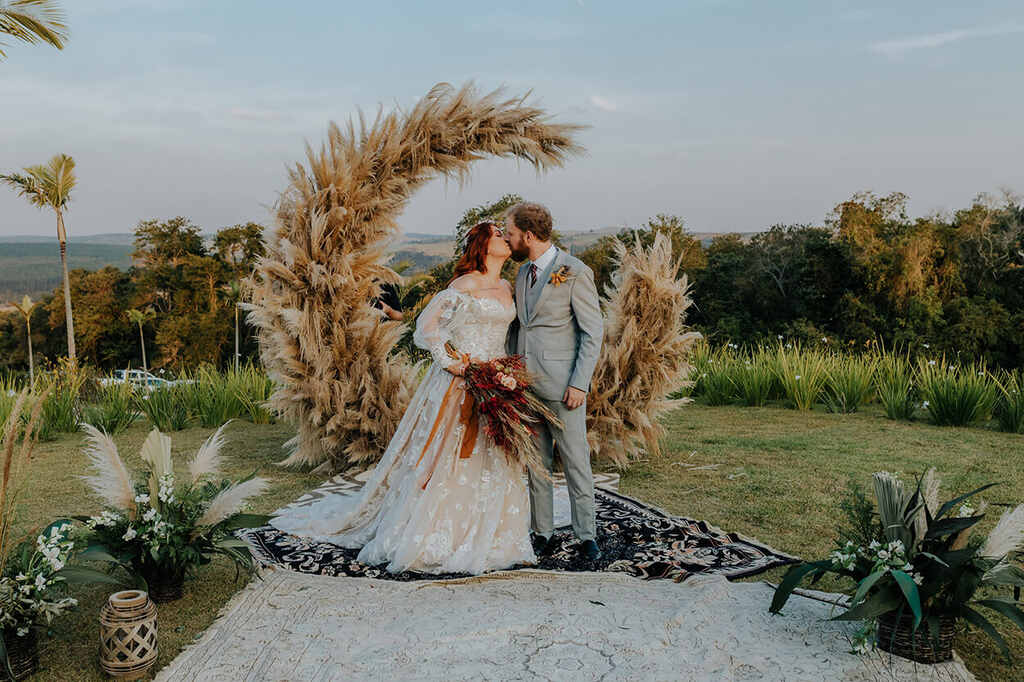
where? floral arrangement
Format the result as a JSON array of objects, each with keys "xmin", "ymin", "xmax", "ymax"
[
  {"xmin": 0, "ymin": 522, "xmax": 78, "ymax": 639},
  {"xmin": 77, "ymin": 423, "xmax": 271, "ymax": 601},
  {"xmin": 770, "ymin": 469, "xmax": 1024, "ymax": 661},
  {"xmin": 445, "ymin": 343, "xmax": 561, "ymax": 476}
]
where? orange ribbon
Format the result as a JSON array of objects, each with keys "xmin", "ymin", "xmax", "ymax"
[{"xmin": 417, "ymin": 373, "xmax": 480, "ymax": 490}]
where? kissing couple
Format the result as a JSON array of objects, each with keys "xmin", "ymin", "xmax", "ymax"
[{"xmin": 271, "ymin": 201, "xmax": 604, "ymax": 573}]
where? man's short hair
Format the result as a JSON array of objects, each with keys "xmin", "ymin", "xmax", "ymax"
[{"xmin": 507, "ymin": 202, "xmax": 553, "ymax": 242}]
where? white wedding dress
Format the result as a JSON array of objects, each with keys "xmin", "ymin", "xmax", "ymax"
[{"xmin": 270, "ymin": 287, "xmax": 537, "ymax": 575}]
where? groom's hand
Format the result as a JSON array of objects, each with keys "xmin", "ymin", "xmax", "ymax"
[{"xmin": 563, "ymin": 386, "xmax": 586, "ymax": 410}]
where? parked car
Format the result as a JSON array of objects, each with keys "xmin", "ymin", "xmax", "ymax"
[{"xmin": 100, "ymin": 369, "xmax": 190, "ymax": 392}]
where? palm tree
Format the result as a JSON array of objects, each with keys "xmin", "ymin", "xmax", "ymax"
[
  {"xmin": 0, "ymin": 0, "xmax": 67, "ymax": 58},
  {"xmin": 221, "ymin": 281, "xmax": 243, "ymax": 370},
  {"xmin": 11, "ymin": 295, "xmax": 36, "ymax": 388},
  {"xmin": 1, "ymin": 154, "xmax": 77, "ymax": 361},
  {"xmin": 126, "ymin": 307, "xmax": 156, "ymax": 372}
]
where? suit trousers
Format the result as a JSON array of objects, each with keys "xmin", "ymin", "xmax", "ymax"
[{"xmin": 527, "ymin": 396, "xmax": 596, "ymax": 542}]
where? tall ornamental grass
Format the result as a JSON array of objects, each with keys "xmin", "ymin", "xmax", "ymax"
[
  {"xmin": 773, "ymin": 345, "xmax": 829, "ymax": 411},
  {"xmin": 82, "ymin": 380, "xmax": 140, "ymax": 434},
  {"xmin": 136, "ymin": 384, "xmax": 192, "ymax": 431},
  {"xmin": 874, "ymin": 352, "xmax": 917, "ymax": 420},
  {"xmin": 37, "ymin": 359, "xmax": 86, "ymax": 441},
  {"xmin": 822, "ymin": 354, "xmax": 877, "ymax": 414},
  {"xmin": 0, "ymin": 375, "xmax": 20, "ymax": 431},
  {"xmin": 993, "ymin": 369, "xmax": 1024, "ymax": 434},
  {"xmin": 729, "ymin": 350, "xmax": 775, "ymax": 407},
  {"xmin": 700, "ymin": 356, "xmax": 737, "ymax": 406},
  {"xmin": 917, "ymin": 359, "xmax": 997, "ymax": 427},
  {"xmin": 233, "ymin": 363, "xmax": 276, "ymax": 424},
  {"xmin": 186, "ymin": 367, "xmax": 247, "ymax": 428}
]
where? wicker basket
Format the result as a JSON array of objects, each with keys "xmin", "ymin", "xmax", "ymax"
[
  {"xmin": 876, "ymin": 610, "xmax": 955, "ymax": 664},
  {"xmin": 3, "ymin": 628, "xmax": 39, "ymax": 680},
  {"xmin": 99, "ymin": 590, "xmax": 158, "ymax": 680}
]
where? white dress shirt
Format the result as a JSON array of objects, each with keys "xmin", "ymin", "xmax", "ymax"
[{"xmin": 529, "ymin": 245, "xmax": 557, "ymax": 287}]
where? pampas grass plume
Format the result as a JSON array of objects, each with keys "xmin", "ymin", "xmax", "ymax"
[
  {"xmin": 190, "ymin": 422, "xmax": 231, "ymax": 484},
  {"xmin": 80, "ymin": 424, "xmax": 137, "ymax": 515},
  {"xmin": 197, "ymin": 478, "xmax": 269, "ymax": 527},
  {"xmin": 981, "ymin": 504, "xmax": 1024, "ymax": 559}
]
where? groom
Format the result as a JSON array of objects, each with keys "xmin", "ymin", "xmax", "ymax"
[{"xmin": 504, "ymin": 202, "xmax": 604, "ymax": 562}]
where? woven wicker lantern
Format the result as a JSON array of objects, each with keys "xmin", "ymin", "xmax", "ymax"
[{"xmin": 99, "ymin": 590, "xmax": 158, "ymax": 679}]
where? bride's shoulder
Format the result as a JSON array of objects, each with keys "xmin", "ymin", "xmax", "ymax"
[{"xmin": 449, "ymin": 273, "xmax": 480, "ymax": 294}]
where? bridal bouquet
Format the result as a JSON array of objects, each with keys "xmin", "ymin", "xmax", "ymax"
[{"xmin": 445, "ymin": 343, "xmax": 561, "ymax": 475}]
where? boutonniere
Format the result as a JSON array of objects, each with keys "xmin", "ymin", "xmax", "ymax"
[{"xmin": 549, "ymin": 265, "xmax": 573, "ymax": 287}]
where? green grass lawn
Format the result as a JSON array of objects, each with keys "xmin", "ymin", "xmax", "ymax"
[
  {"xmin": 11, "ymin": 403, "xmax": 1024, "ymax": 680},
  {"xmin": 620, "ymin": 401, "xmax": 1023, "ymax": 682}
]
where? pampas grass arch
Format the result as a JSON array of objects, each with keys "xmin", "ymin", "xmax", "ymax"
[{"xmin": 247, "ymin": 83, "xmax": 584, "ymax": 471}]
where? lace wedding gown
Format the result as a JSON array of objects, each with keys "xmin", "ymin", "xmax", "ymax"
[{"xmin": 270, "ymin": 288, "xmax": 536, "ymax": 575}]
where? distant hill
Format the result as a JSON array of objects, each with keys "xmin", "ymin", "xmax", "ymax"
[
  {"xmin": 0, "ymin": 242, "xmax": 133, "ymax": 301},
  {"xmin": 0, "ymin": 227, "xmax": 762, "ymax": 299}
]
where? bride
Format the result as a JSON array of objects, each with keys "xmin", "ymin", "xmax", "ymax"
[{"xmin": 270, "ymin": 221, "xmax": 536, "ymax": 574}]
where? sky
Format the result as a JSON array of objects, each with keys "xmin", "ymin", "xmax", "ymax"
[{"xmin": 1, "ymin": 0, "xmax": 1022, "ymax": 238}]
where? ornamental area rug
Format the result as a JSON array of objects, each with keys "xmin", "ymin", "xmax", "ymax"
[{"xmin": 237, "ymin": 472, "xmax": 798, "ymax": 582}]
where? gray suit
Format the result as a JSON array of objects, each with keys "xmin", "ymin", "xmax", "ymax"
[{"xmin": 508, "ymin": 248, "xmax": 603, "ymax": 541}]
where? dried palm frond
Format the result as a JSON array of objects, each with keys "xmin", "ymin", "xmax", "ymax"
[
  {"xmin": 189, "ymin": 421, "xmax": 230, "ymax": 484},
  {"xmin": 247, "ymin": 82, "xmax": 583, "ymax": 470},
  {"xmin": 197, "ymin": 478, "xmax": 269, "ymax": 528},
  {"xmin": 873, "ymin": 471, "xmax": 922, "ymax": 549},
  {"xmin": 981, "ymin": 504, "xmax": 1024, "ymax": 559},
  {"xmin": 586, "ymin": 232, "xmax": 702, "ymax": 467},
  {"xmin": 80, "ymin": 424, "xmax": 137, "ymax": 516},
  {"xmin": 915, "ymin": 467, "xmax": 941, "ymax": 540}
]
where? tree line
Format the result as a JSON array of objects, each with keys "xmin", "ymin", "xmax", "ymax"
[{"xmin": 0, "ymin": 218, "xmax": 266, "ymax": 372}]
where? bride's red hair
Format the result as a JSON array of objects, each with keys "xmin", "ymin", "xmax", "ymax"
[{"xmin": 450, "ymin": 221, "xmax": 498, "ymax": 284}]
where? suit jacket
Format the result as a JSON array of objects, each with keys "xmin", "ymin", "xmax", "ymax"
[{"xmin": 508, "ymin": 248, "xmax": 603, "ymax": 402}]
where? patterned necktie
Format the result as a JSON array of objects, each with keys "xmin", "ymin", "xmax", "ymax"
[{"xmin": 529, "ymin": 263, "xmax": 538, "ymax": 288}]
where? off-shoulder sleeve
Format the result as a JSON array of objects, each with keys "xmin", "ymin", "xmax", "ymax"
[{"xmin": 413, "ymin": 289, "xmax": 462, "ymax": 370}]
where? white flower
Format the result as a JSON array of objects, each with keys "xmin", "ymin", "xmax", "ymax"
[
  {"xmin": 902, "ymin": 563, "xmax": 913, "ymax": 572},
  {"xmin": 923, "ymin": 343, "xmax": 930, "ymax": 349},
  {"xmin": 34, "ymin": 574, "xmax": 46, "ymax": 590},
  {"xmin": 134, "ymin": 493, "xmax": 150, "ymax": 505},
  {"xmin": 795, "ymin": 375, "xmax": 802, "ymax": 381},
  {"xmin": 877, "ymin": 550, "xmax": 890, "ymax": 560},
  {"xmin": 912, "ymin": 572, "xmax": 924, "ymax": 586},
  {"xmin": 122, "ymin": 527, "xmax": 137, "ymax": 541},
  {"xmin": 14, "ymin": 573, "xmax": 27, "ymax": 582},
  {"xmin": 928, "ymin": 360, "xmax": 936, "ymax": 366},
  {"xmin": 777, "ymin": 335, "xmax": 784, "ymax": 340},
  {"xmin": 822, "ymin": 337, "xmax": 828, "ymax": 343},
  {"xmin": 958, "ymin": 503, "xmax": 975, "ymax": 518},
  {"xmin": 19, "ymin": 584, "xmax": 31, "ymax": 594},
  {"xmin": 16, "ymin": 628, "xmax": 28, "ymax": 637},
  {"xmin": 143, "ymin": 508, "xmax": 157, "ymax": 522},
  {"xmin": 922, "ymin": 401, "xmax": 930, "ymax": 408},
  {"xmin": 868, "ymin": 540, "xmax": 881, "ymax": 550}
]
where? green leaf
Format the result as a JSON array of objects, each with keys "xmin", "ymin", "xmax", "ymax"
[
  {"xmin": 960, "ymin": 605, "xmax": 1012, "ymax": 663},
  {"xmin": 834, "ymin": 586, "xmax": 904, "ymax": 622},
  {"xmin": 770, "ymin": 561, "xmax": 833, "ymax": 614},
  {"xmin": 890, "ymin": 570, "xmax": 923, "ymax": 630},
  {"xmin": 55, "ymin": 566, "xmax": 127, "ymax": 586},
  {"xmin": 935, "ymin": 484, "xmax": 999, "ymax": 520},
  {"xmin": 77, "ymin": 545, "xmax": 121, "ymax": 564},
  {"xmin": 975, "ymin": 599, "xmax": 1024, "ymax": 634},
  {"xmin": 918, "ymin": 552, "xmax": 949, "ymax": 568},
  {"xmin": 926, "ymin": 515, "xmax": 984, "ymax": 540},
  {"xmin": 983, "ymin": 562, "xmax": 1024, "ymax": 588},
  {"xmin": 849, "ymin": 569, "xmax": 889, "ymax": 609}
]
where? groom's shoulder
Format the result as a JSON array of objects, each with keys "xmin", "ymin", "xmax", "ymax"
[{"xmin": 562, "ymin": 253, "xmax": 593, "ymax": 278}]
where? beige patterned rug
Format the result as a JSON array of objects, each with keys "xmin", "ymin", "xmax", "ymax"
[{"xmin": 157, "ymin": 568, "xmax": 975, "ymax": 681}]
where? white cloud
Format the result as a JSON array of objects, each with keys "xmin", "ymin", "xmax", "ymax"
[
  {"xmin": 870, "ymin": 23, "xmax": 1024, "ymax": 56},
  {"xmin": 589, "ymin": 95, "xmax": 617, "ymax": 112}
]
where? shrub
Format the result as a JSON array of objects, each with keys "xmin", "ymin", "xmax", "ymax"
[
  {"xmin": 701, "ymin": 359, "xmax": 737, "ymax": 406},
  {"xmin": 186, "ymin": 367, "xmax": 247, "ymax": 428},
  {"xmin": 917, "ymin": 359, "xmax": 997, "ymax": 427},
  {"xmin": 232, "ymin": 363, "xmax": 276, "ymax": 425},
  {"xmin": 36, "ymin": 360, "xmax": 87, "ymax": 441},
  {"xmin": 823, "ymin": 354, "xmax": 877, "ymax": 414},
  {"xmin": 729, "ymin": 351, "xmax": 775, "ymax": 407},
  {"xmin": 136, "ymin": 385, "xmax": 192, "ymax": 432},
  {"xmin": 875, "ymin": 353, "xmax": 917, "ymax": 420},
  {"xmin": 773, "ymin": 345, "xmax": 829, "ymax": 411},
  {"xmin": 993, "ymin": 369, "xmax": 1024, "ymax": 434},
  {"xmin": 82, "ymin": 381, "xmax": 141, "ymax": 435}
]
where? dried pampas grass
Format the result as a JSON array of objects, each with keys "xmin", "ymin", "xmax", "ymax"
[
  {"xmin": 197, "ymin": 478, "xmax": 269, "ymax": 528},
  {"xmin": 586, "ymin": 232, "xmax": 702, "ymax": 467},
  {"xmin": 247, "ymin": 82, "xmax": 583, "ymax": 471},
  {"xmin": 80, "ymin": 423, "xmax": 137, "ymax": 517},
  {"xmin": 189, "ymin": 421, "xmax": 230, "ymax": 484}
]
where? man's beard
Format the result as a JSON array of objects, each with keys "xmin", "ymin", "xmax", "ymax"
[{"xmin": 508, "ymin": 243, "xmax": 530, "ymax": 261}]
